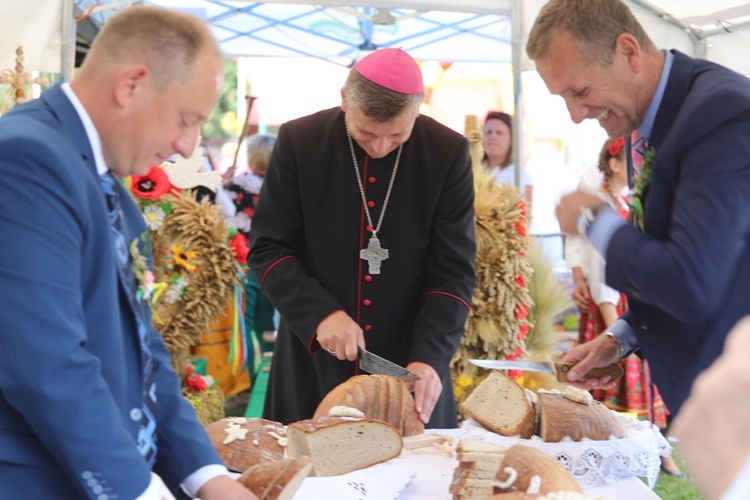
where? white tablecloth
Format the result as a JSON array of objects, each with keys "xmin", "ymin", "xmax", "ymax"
[{"xmin": 291, "ymin": 428, "xmax": 660, "ymax": 499}]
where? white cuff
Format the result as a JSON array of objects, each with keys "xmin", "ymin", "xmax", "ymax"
[
  {"xmin": 180, "ymin": 464, "xmax": 233, "ymax": 498},
  {"xmin": 137, "ymin": 472, "xmax": 176, "ymax": 500}
]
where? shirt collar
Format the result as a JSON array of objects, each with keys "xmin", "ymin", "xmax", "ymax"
[
  {"xmin": 637, "ymin": 50, "xmax": 674, "ymax": 140},
  {"xmin": 61, "ymin": 83, "xmax": 109, "ymax": 176}
]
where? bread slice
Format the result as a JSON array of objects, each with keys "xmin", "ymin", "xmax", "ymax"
[
  {"xmin": 286, "ymin": 415, "xmax": 403, "ymax": 477},
  {"xmin": 461, "ymin": 371, "xmax": 536, "ymax": 438},
  {"xmin": 237, "ymin": 456, "xmax": 313, "ymax": 500},
  {"xmin": 537, "ymin": 392, "xmax": 625, "ymax": 442},
  {"xmin": 314, "ymin": 374, "xmax": 424, "ymax": 436},
  {"xmin": 204, "ymin": 417, "xmax": 286, "ymax": 472},
  {"xmin": 494, "ymin": 445, "xmax": 582, "ymax": 495}
]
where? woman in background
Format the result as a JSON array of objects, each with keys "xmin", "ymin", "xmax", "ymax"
[{"xmin": 482, "ymin": 110, "xmax": 533, "ymax": 210}]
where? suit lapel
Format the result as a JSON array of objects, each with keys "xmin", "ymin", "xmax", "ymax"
[{"xmin": 649, "ymin": 50, "xmax": 695, "ymax": 150}]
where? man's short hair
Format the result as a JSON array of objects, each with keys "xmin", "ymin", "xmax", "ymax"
[
  {"xmin": 86, "ymin": 5, "xmax": 222, "ymax": 91},
  {"xmin": 527, "ymin": 0, "xmax": 656, "ymax": 65}
]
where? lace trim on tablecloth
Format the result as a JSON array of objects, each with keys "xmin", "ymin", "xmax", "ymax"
[{"xmin": 461, "ymin": 414, "xmax": 670, "ymax": 489}]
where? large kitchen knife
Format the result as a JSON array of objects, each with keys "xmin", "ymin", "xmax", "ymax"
[
  {"xmin": 358, "ymin": 347, "xmax": 421, "ymax": 383},
  {"xmin": 468, "ymin": 359, "xmax": 623, "ymax": 383}
]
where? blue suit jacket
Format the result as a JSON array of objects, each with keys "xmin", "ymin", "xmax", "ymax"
[
  {"xmin": 606, "ymin": 51, "xmax": 750, "ymax": 415},
  {"xmin": 0, "ymin": 85, "xmax": 222, "ymax": 498}
]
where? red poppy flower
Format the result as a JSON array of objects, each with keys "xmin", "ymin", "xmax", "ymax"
[
  {"xmin": 229, "ymin": 232, "xmax": 249, "ymax": 265},
  {"xmin": 518, "ymin": 200, "xmax": 527, "ymax": 216},
  {"xmin": 515, "ymin": 275, "xmax": 526, "ymax": 288},
  {"xmin": 243, "ymin": 207, "xmax": 255, "ymax": 218},
  {"xmin": 185, "ymin": 366, "xmax": 207, "ymax": 392},
  {"xmin": 131, "ymin": 165, "xmax": 173, "ymax": 199}
]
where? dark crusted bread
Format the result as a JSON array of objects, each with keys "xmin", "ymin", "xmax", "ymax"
[
  {"xmin": 204, "ymin": 417, "xmax": 286, "ymax": 472},
  {"xmin": 237, "ymin": 456, "xmax": 313, "ymax": 500},
  {"xmin": 537, "ymin": 392, "xmax": 625, "ymax": 442}
]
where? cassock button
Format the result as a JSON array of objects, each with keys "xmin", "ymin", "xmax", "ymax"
[
  {"xmin": 368, "ymin": 176, "xmax": 376, "ymax": 184},
  {"xmin": 367, "ymin": 200, "xmax": 376, "ymax": 208},
  {"xmin": 363, "ymin": 299, "xmax": 371, "ymax": 306},
  {"xmin": 130, "ymin": 408, "xmax": 142, "ymax": 421},
  {"xmin": 364, "ymin": 275, "xmax": 373, "ymax": 282},
  {"xmin": 366, "ymin": 225, "xmax": 373, "ymax": 232},
  {"xmin": 364, "ymin": 325, "xmax": 372, "ymax": 331}
]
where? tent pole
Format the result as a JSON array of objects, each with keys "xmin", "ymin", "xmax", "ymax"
[
  {"xmin": 61, "ymin": 0, "xmax": 76, "ymax": 82},
  {"xmin": 511, "ymin": 0, "xmax": 523, "ymax": 189}
]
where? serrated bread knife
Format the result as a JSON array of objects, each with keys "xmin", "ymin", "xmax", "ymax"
[
  {"xmin": 467, "ymin": 359, "xmax": 624, "ymax": 383},
  {"xmin": 357, "ymin": 347, "xmax": 421, "ymax": 383}
]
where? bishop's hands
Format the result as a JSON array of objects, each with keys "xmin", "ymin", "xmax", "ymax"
[
  {"xmin": 556, "ymin": 190, "xmax": 608, "ymax": 235},
  {"xmin": 559, "ymin": 334, "xmax": 621, "ymax": 391},
  {"xmin": 405, "ymin": 362, "xmax": 441, "ymax": 424},
  {"xmin": 316, "ymin": 310, "xmax": 364, "ymax": 361}
]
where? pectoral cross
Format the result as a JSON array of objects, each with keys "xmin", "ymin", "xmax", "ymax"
[{"xmin": 360, "ymin": 235, "xmax": 389, "ymax": 275}]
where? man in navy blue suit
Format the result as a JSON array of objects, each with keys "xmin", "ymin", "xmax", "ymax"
[
  {"xmin": 527, "ymin": 0, "xmax": 750, "ymax": 418},
  {"xmin": 0, "ymin": 6, "xmax": 255, "ymax": 499}
]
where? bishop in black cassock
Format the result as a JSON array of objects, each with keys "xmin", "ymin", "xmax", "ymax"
[{"xmin": 248, "ymin": 49, "xmax": 476, "ymax": 428}]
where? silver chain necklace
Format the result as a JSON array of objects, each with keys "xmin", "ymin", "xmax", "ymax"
[{"xmin": 345, "ymin": 116, "xmax": 403, "ymax": 275}]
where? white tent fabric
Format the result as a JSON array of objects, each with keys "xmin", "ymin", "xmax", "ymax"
[{"xmin": 4, "ymin": 1, "xmax": 750, "ymax": 75}]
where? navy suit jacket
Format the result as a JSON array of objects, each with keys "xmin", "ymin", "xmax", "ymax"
[
  {"xmin": 0, "ymin": 85, "xmax": 222, "ymax": 498},
  {"xmin": 606, "ymin": 51, "xmax": 750, "ymax": 415}
]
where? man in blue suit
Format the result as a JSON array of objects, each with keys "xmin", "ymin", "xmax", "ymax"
[
  {"xmin": 0, "ymin": 6, "xmax": 255, "ymax": 499},
  {"xmin": 526, "ymin": 0, "xmax": 750, "ymax": 418}
]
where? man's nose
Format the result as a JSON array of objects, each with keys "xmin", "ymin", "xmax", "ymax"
[{"xmin": 174, "ymin": 127, "xmax": 200, "ymax": 159}]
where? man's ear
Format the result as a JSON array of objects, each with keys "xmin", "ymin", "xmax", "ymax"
[
  {"xmin": 113, "ymin": 64, "xmax": 149, "ymax": 108},
  {"xmin": 615, "ymin": 33, "xmax": 641, "ymax": 73}
]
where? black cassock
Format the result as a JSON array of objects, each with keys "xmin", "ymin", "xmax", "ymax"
[{"xmin": 249, "ymin": 107, "xmax": 476, "ymax": 428}]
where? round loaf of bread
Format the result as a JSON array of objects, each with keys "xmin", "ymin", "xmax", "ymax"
[
  {"xmin": 238, "ymin": 456, "xmax": 313, "ymax": 500},
  {"xmin": 537, "ymin": 392, "xmax": 625, "ymax": 442},
  {"xmin": 204, "ymin": 417, "xmax": 286, "ymax": 472},
  {"xmin": 314, "ymin": 374, "xmax": 424, "ymax": 436},
  {"xmin": 494, "ymin": 445, "xmax": 582, "ymax": 495}
]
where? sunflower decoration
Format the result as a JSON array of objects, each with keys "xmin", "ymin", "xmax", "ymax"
[
  {"xmin": 124, "ymin": 159, "xmax": 243, "ymax": 376},
  {"xmin": 451, "ymin": 115, "xmax": 534, "ymax": 420}
]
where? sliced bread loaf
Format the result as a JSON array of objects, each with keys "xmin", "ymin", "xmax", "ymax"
[
  {"xmin": 314, "ymin": 374, "xmax": 424, "ymax": 436},
  {"xmin": 461, "ymin": 371, "xmax": 537, "ymax": 438},
  {"xmin": 286, "ymin": 415, "xmax": 403, "ymax": 477}
]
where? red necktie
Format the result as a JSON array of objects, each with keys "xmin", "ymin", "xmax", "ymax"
[{"xmin": 631, "ymin": 130, "xmax": 648, "ymax": 176}]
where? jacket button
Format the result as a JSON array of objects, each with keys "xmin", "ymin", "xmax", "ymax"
[
  {"xmin": 130, "ymin": 408, "xmax": 142, "ymax": 421},
  {"xmin": 364, "ymin": 275, "xmax": 373, "ymax": 282},
  {"xmin": 363, "ymin": 299, "xmax": 371, "ymax": 306},
  {"xmin": 368, "ymin": 176, "xmax": 376, "ymax": 183},
  {"xmin": 367, "ymin": 200, "xmax": 376, "ymax": 208},
  {"xmin": 364, "ymin": 325, "xmax": 372, "ymax": 331}
]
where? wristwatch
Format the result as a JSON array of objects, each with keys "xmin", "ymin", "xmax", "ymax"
[{"xmin": 576, "ymin": 208, "xmax": 595, "ymax": 235}]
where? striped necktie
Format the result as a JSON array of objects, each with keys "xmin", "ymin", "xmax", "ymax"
[{"xmin": 100, "ymin": 172, "xmax": 158, "ymax": 467}]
